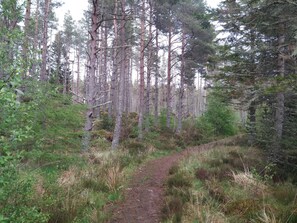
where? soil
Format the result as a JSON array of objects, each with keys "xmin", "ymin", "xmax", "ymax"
[{"xmin": 108, "ymin": 136, "xmax": 241, "ymax": 223}]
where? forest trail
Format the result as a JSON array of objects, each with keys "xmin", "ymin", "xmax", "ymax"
[{"xmin": 108, "ymin": 136, "xmax": 241, "ymax": 223}]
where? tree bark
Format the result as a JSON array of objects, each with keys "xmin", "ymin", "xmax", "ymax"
[
  {"xmin": 273, "ymin": 25, "xmax": 286, "ymax": 159},
  {"xmin": 76, "ymin": 51, "xmax": 80, "ymax": 102},
  {"xmin": 166, "ymin": 21, "xmax": 172, "ymax": 128},
  {"xmin": 112, "ymin": 0, "xmax": 126, "ymax": 149},
  {"xmin": 22, "ymin": 0, "xmax": 31, "ymax": 77},
  {"xmin": 40, "ymin": 0, "xmax": 51, "ymax": 81},
  {"xmin": 248, "ymin": 30, "xmax": 257, "ymax": 146},
  {"xmin": 154, "ymin": 29, "xmax": 159, "ymax": 126},
  {"xmin": 145, "ymin": 1, "xmax": 153, "ymax": 131},
  {"xmin": 248, "ymin": 101, "xmax": 256, "ymax": 145},
  {"xmin": 138, "ymin": 0, "xmax": 145, "ymax": 139},
  {"xmin": 125, "ymin": 51, "xmax": 131, "ymax": 113},
  {"xmin": 177, "ymin": 31, "xmax": 186, "ymax": 133},
  {"xmin": 82, "ymin": 0, "xmax": 100, "ymax": 151},
  {"xmin": 103, "ymin": 22, "xmax": 109, "ymax": 112},
  {"xmin": 31, "ymin": 0, "xmax": 39, "ymax": 76},
  {"xmin": 109, "ymin": 0, "xmax": 119, "ymax": 118}
]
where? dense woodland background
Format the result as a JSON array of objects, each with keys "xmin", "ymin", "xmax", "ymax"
[{"xmin": 1, "ymin": 0, "xmax": 297, "ymax": 222}]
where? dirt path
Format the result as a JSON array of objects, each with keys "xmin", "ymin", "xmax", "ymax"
[{"xmin": 108, "ymin": 136, "xmax": 241, "ymax": 223}]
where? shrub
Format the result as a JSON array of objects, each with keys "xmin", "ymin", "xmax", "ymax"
[
  {"xmin": 169, "ymin": 165, "xmax": 179, "ymax": 175},
  {"xmin": 195, "ymin": 168, "xmax": 210, "ymax": 181},
  {"xmin": 100, "ymin": 112, "xmax": 114, "ymax": 131},
  {"xmin": 198, "ymin": 92, "xmax": 238, "ymax": 137},
  {"xmin": 162, "ymin": 196, "xmax": 183, "ymax": 223},
  {"xmin": 123, "ymin": 140, "xmax": 147, "ymax": 155},
  {"xmin": 159, "ymin": 109, "xmax": 175, "ymax": 130},
  {"xmin": 167, "ymin": 172, "xmax": 192, "ymax": 189}
]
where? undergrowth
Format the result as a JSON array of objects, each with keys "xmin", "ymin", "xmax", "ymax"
[
  {"xmin": 162, "ymin": 146, "xmax": 297, "ymax": 223},
  {"xmin": 0, "ymin": 83, "xmax": 239, "ymax": 222}
]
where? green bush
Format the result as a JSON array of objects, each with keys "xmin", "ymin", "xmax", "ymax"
[
  {"xmin": 197, "ymin": 92, "xmax": 238, "ymax": 137},
  {"xmin": 159, "ymin": 109, "xmax": 175, "ymax": 130}
]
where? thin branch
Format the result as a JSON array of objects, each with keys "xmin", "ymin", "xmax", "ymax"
[{"xmin": 92, "ymin": 101, "xmax": 112, "ymax": 109}]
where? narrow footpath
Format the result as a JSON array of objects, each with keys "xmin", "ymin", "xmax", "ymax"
[{"xmin": 109, "ymin": 136, "xmax": 241, "ymax": 223}]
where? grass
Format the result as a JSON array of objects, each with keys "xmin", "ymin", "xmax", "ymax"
[
  {"xmin": 162, "ymin": 146, "xmax": 297, "ymax": 223},
  {"xmin": 1, "ymin": 85, "xmax": 240, "ymax": 222}
]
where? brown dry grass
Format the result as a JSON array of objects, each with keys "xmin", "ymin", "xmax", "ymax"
[
  {"xmin": 104, "ymin": 162, "xmax": 123, "ymax": 192},
  {"xmin": 57, "ymin": 167, "xmax": 78, "ymax": 187},
  {"xmin": 231, "ymin": 170, "xmax": 267, "ymax": 196}
]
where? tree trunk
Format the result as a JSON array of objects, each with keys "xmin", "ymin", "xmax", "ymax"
[
  {"xmin": 273, "ymin": 25, "xmax": 286, "ymax": 159},
  {"xmin": 22, "ymin": 0, "xmax": 31, "ymax": 77},
  {"xmin": 112, "ymin": 0, "xmax": 126, "ymax": 149},
  {"xmin": 145, "ymin": 1, "xmax": 153, "ymax": 131},
  {"xmin": 166, "ymin": 21, "xmax": 172, "ymax": 128},
  {"xmin": 154, "ymin": 29, "xmax": 159, "ymax": 126},
  {"xmin": 177, "ymin": 31, "xmax": 186, "ymax": 133},
  {"xmin": 109, "ymin": 0, "xmax": 119, "ymax": 118},
  {"xmin": 248, "ymin": 101, "xmax": 256, "ymax": 145},
  {"xmin": 103, "ymin": 23, "xmax": 109, "ymax": 112},
  {"xmin": 138, "ymin": 0, "xmax": 145, "ymax": 139},
  {"xmin": 82, "ymin": 0, "xmax": 99, "ymax": 151},
  {"xmin": 77, "ymin": 50, "xmax": 80, "ymax": 102},
  {"xmin": 125, "ymin": 51, "xmax": 131, "ymax": 113},
  {"xmin": 40, "ymin": 0, "xmax": 51, "ymax": 81},
  {"xmin": 31, "ymin": 0, "xmax": 39, "ymax": 76},
  {"xmin": 63, "ymin": 55, "xmax": 69, "ymax": 95},
  {"xmin": 247, "ymin": 30, "xmax": 257, "ymax": 145}
]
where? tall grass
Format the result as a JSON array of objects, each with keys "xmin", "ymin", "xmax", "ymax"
[{"xmin": 162, "ymin": 146, "xmax": 297, "ymax": 223}]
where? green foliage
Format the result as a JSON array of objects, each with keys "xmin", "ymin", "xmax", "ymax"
[
  {"xmin": 256, "ymin": 95, "xmax": 297, "ymax": 181},
  {"xmin": 179, "ymin": 118, "xmax": 204, "ymax": 145},
  {"xmin": 0, "ymin": 82, "xmax": 87, "ymax": 222},
  {"xmin": 0, "ymin": 0, "xmax": 24, "ymax": 78},
  {"xmin": 0, "ymin": 169, "xmax": 50, "ymax": 223},
  {"xmin": 93, "ymin": 114, "xmax": 113, "ymax": 132},
  {"xmin": 198, "ymin": 91, "xmax": 238, "ymax": 137},
  {"xmin": 159, "ymin": 109, "xmax": 175, "ymax": 130}
]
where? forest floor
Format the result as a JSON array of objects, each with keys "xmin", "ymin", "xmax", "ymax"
[{"xmin": 108, "ymin": 137, "xmax": 240, "ymax": 223}]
